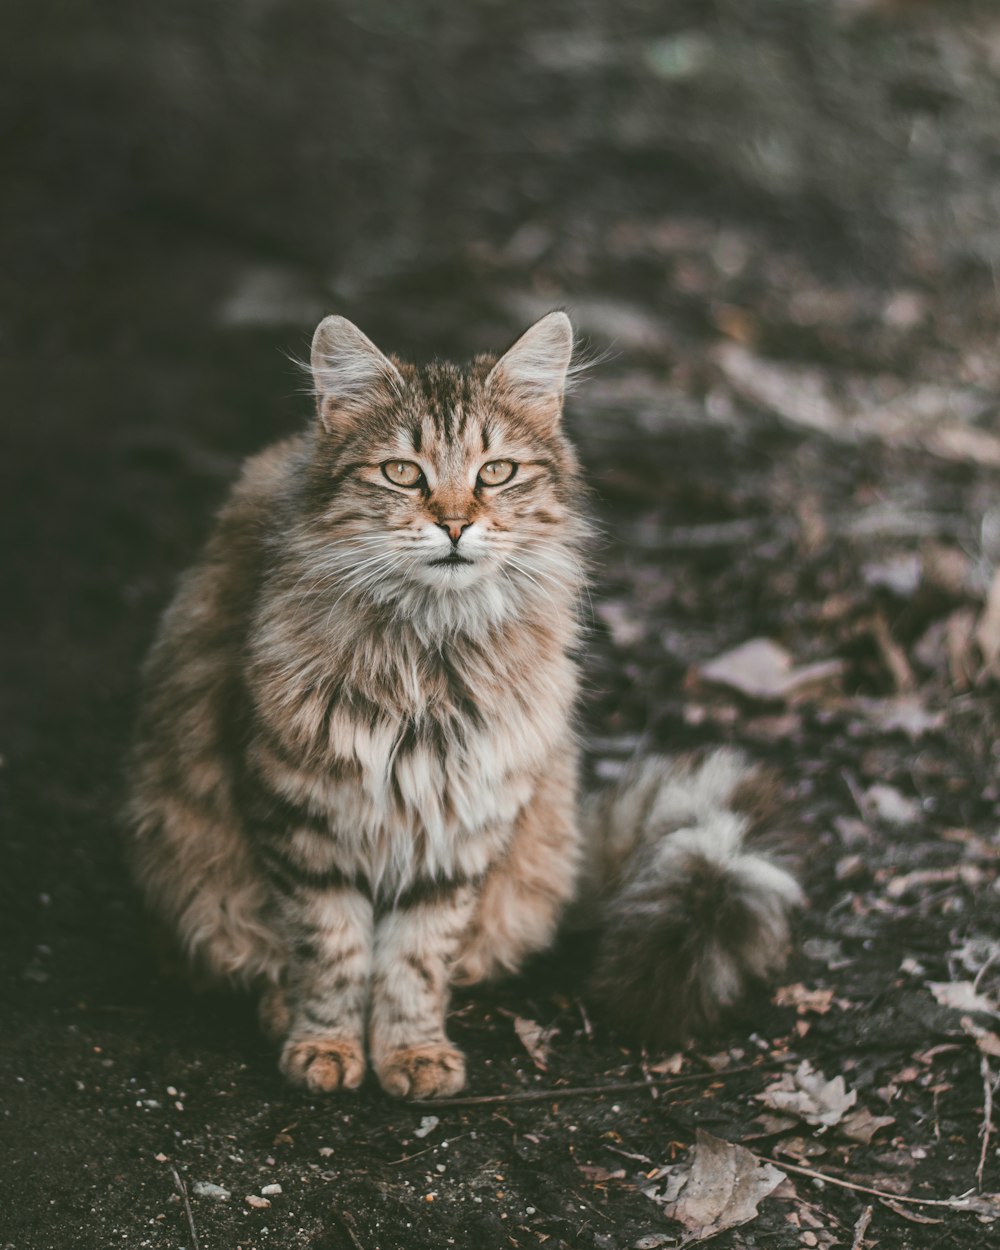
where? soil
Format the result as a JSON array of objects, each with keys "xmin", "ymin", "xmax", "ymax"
[{"xmin": 4, "ymin": 2, "xmax": 1000, "ymax": 1247}]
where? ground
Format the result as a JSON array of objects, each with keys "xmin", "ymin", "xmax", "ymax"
[{"xmin": 4, "ymin": 1, "xmax": 1000, "ymax": 1247}]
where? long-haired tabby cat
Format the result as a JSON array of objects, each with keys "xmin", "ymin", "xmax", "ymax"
[{"xmin": 126, "ymin": 311, "xmax": 802, "ymax": 1098}]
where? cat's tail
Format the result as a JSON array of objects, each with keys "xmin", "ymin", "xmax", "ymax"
[{"xmin": 575, "ymin": 748, "xmax": 803, "ymax": 1045}]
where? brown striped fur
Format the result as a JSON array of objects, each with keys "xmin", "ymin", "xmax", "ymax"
[{"xmin": 125, "ymin": 312, "xmax": 802, "ymax": 1098}]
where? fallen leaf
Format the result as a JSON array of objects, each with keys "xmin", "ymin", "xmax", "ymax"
[
  {"xmin": 771, "ymin": 1136, "xmax": 830, "ymax": 1162},
  {"xmin": 578, "ymin": 1164, "xmax": 626, "ymax": 1183},
  {"xmin": 756, "ymin": 1061, "xmax": 857, "ymax": 1129},
  {"xmin": 647, "ymin": 1053, "xmax": 685, "ymax": 1075},
  {"xmin": 699, "ymin": 639, "xmax": 843, "ymax": 701},
  {"xmin": 927, "ymin": 981, "xmax": 999, "ymax": 1018},
  {"xmin": 948, "ymin": 1192, "xmax": 1000, "ymax": 1221},
  {"xmin": 863, "ymin": 783, "xmax": 921, "ymax": 826},
  {"xmin": 596, "ymin": 599, "xmax": 646, "ymax": 647},
  {"xmin": 513, "ymin": 1016, "xmax": 558, "ymax": 1071},
  {"xmin": 886, "ymin": 864, "xmax": 985, "ymax": 899},
  {"xmin": 849, "ymin": 696, "xmax": 946, "ymax": 740},
  {"xmin": 645, "ymin": 1130, "xmax": 785, "ymax": 1245},
  {"xmin": 774, "ymin": 984, "xmax": 835, "ymax": 1015},
  {"xmin": 961, "ymin": 1016, "xmax": 1000, "ymax": 1059},
  {"xmin": 802, "ymin": 938, "xmax": 852, "ymax": 970},
  {"xmin": 840, "ymin": 1108, "xmax": 896, "ymax": 1144}
]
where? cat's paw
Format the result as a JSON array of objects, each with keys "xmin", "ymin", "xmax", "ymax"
[
  {"xmin": 280, "ymin": 1037, "xmax": 366, "ymax": 1092},
  {"xmin": 374, "ymin": 1043, "xmax": 467, "ymax": 1099}
]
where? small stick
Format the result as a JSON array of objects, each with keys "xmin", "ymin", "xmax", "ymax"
[
  {"xmin": 850, "ymin": 1205, "xmax": 873, "ymax": 1250},
  {"xmin": 758, "ymin": 1156, "xmax": 987, "ymax": 1212},
  {"xmin": 977, "ymin": 1055, "xmax": 995, "ymax": 1191},
  {"xmin": 170, "ymin": 1166, "xmax": 200, "ymax": 1250},
  {"xmin": 330, "ymin": 1209, "xmax": 367, "ymax": 1250},
  {"xmin": 422, "ymin": 1062, "xmax": 773, "ymax": 1108}
]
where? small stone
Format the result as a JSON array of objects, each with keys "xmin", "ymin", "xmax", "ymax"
[
  {"xmin": 414, "ymin": 1115, "xmax": 439, "ymax": 1138},
  {"xmin": 245, "ymin": 1194, "xmax": 271, "ymax": 1209},
  {"xmin": 191, "ymin": 1182, "xmax": 230, "ymax": 1201},
  {"xmin": 260, "ymin": 1183, "xmax": 282, "ymax": 1196}
]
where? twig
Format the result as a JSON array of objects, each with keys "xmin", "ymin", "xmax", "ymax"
[
  {"xmin": 330, "ymin": 1209, "xmax": 367, "ymax": 1250},
  {"xmin": 170, "ymin": 1166, "xmax": 200, "ymax": 1250},
  {"xmin": 868, "ymin": 612, "xmax": 915, "ymax": 693},
  {"xmin": 421, "ymin": 1062, "xmax": 777, "ymax": 1108},
  {"xmin": 973, "ymin": 950, "xmax": 1000, "ymax": 995},
  {"xmin": 386, "ymin": 1131, "xmax": 469, "ymax": 1166},
  {"xmin": 977, "ymin": 1054, "xmax": 995, "ymax": 1191},
  {"xmin": 850, "ymin": 1204, "xmax": 873, "ymax": 1250},
  {"xmin": 758, "ymin": 1156, "xmax": 988, "ymax": 1212}
]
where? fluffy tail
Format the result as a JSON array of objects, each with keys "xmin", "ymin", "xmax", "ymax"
[{"xmin": 578, "ymin": 748, "xmax": 803, "ymax": 1045}]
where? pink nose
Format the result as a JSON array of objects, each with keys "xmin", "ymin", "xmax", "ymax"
[{"xmin": 438, "ymin": 519, "xmax": 470, "ymax": 544}]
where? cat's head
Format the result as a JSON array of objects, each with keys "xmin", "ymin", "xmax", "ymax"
[{"xmin": 296, "ymin": 311, "xmax": 588, "ymax": 632}]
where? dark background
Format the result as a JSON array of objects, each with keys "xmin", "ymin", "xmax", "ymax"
[{"xmin": 4, "ymin": 2, "xmax": 1000, "ymax": 1247}]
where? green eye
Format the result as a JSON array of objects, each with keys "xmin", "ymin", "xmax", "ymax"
[
  {"xmin": 478, "ymin": 460, "xmax": 516, "ymax": 486},
  {"xmin": 382, "ymin": 460, "xmax": 424, "ymax": 487}
]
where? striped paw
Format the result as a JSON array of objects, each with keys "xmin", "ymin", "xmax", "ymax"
[
  {"xmin": 374, "ymin": 1043, "xmax": 466, "ymax": 1099},
  {"xmin": 279, "ymin": 1036, "xmax": 366, "ymax": 1092}
]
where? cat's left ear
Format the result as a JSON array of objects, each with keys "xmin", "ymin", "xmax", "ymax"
[
  {"xmin": 486, "ymin": 311, "xmax": 574, "ymax": 427},
  {"xmin": 311, "ymin": 315, "xmax": 404, "ymax": 436}
]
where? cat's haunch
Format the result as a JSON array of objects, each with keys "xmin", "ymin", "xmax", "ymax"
[{"xmin": 125, "ymin": 312, "xmax": 801, "ymax": 1098}]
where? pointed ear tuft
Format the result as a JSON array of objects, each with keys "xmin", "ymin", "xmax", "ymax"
[
  {"xmin": 486, "ymin": 311, "xmax": 574, "ymax": 423},
  {"xmin": 310, "ymin": 316, "xmax": 403, "ymax": 434}
]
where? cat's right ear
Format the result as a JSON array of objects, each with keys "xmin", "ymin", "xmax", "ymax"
[{"xmin": 310, "ymin": 316, "xmax": 403, "ymax": 436}]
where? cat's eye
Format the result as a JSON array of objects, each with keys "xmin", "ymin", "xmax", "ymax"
[
  {"xmin": 381, "ymin": 460, "xmax": 424, "ymax": 487},
  {"xmin": 478, "ymin": 460, "xmax": 516, "ymax": 487}
]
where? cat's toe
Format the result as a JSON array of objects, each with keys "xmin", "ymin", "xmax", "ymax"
[
  {"xmin": 280, "ymin": 1037, "xmax": 366, "ymax": 1092},
  {"xmin": 375, "ymin": 1043, "xmax": 466, "ymax": 1099}
]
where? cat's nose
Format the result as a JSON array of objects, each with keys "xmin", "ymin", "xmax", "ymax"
[{"xmin": 437, "ymin": 519, "xmax": 471, "ymax": 545}]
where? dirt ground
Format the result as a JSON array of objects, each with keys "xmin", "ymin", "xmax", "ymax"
[{"xmin": 5, "ymin": 1, "xmax": 1000, "ymax": 1247}]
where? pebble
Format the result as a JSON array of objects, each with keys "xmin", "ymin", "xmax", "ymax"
[
  {"xmin": 414, "ymin": 1115, "xmax": 439, "ymax": 1138},
  {"xmin": 261, "ymin": 1183, "xmax": 282, "ymax": 1196},
  {"xmin": 245, "ymin": 1194, "xmax": 271, "ymax": 1209},
  {"xmin": 191, "ymin": 1182, "xmax": 230, "ymax": 1201}
]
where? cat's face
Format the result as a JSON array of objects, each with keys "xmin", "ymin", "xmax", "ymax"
[{"xmin": 300, "ymin": 313, "xmax": 587, "ymax": 625}]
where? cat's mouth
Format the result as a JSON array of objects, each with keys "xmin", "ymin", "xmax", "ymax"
[{"xmin": 428, "ymin": 553, "xmax": 474, "ymax": 568}]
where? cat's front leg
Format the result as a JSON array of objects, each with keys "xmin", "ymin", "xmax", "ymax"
[
  {"xmin": 274, "ymin": 885, "xmax": 374, "ymax": 1093},
  {"xmin": 369, "ymin": 880, "xmax": 477, "ymax": 1099}
]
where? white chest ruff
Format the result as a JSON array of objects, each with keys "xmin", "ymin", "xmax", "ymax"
[{"xmin": 265, "ymin": 693, "xmax": 568, "ymax": 891}]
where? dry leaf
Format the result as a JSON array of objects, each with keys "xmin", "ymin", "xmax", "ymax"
[
  {"xmin": 840, "ymin": 1107, "xmax": 896, "ymax": 1144},
  {"xmin": 863, "ymin": 783, "xmax": 920, "ymax": 825},
  {"xmin": 850, "ymin": 696, "xmax": 946, "ymax": 740},
  {"xmin": 927, "ymin": 981, "xmax": 999, "ymax": 1018},
  {"xmin": 699, "ymin": 639, "xmax": 843, "ymax": 701},
  {"xmin": 596, "ymin": 599, "xmax": 646, "ymax": 647},
  {"xmin": 578, "ymin": 1164, "xmax": 626, "ymax": 1183},
  {"xmin": 513, "ymin": 1016, "xmax": 557, "ymax": 1070},
  {"xmin": 774, "ymin": 984, "xmax": 835, "ymax": 1015},
  {"xmin": 647, "ymin": 1053, "xmax": 685, "ymax": 1075},
  {"xmin": 645, "ymin": 1130, "xmax": 785, "ymax": 1245},
  {"xmin": 960, "ymin": 1016, "xmax": 1000, "ymax": 1059},
  {"xmin": 772, "ymin": 1137, "xmax": 829, "ymax": 1162},
  {"xmin": 756, "ymin": 1061, "xmax": 857, "ymax": 1129},
  {"xmin": 886, "ymin": 864, "xmax": 985, "ymax": 900}
]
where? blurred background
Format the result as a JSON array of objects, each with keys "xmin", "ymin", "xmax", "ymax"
[{"xmin": 4, "ymin": 2, "xmax": 1000, "ymax": 1247}]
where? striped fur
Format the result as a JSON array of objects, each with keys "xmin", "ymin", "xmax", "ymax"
[{"xmin": 125, "ymin": 312, "xmax": 801, "ymax": 1098}]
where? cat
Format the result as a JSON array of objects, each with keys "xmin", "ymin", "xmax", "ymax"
[{"xmin": 125, "ymin": 311, "xmax": 802, "ymax": 1099}]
